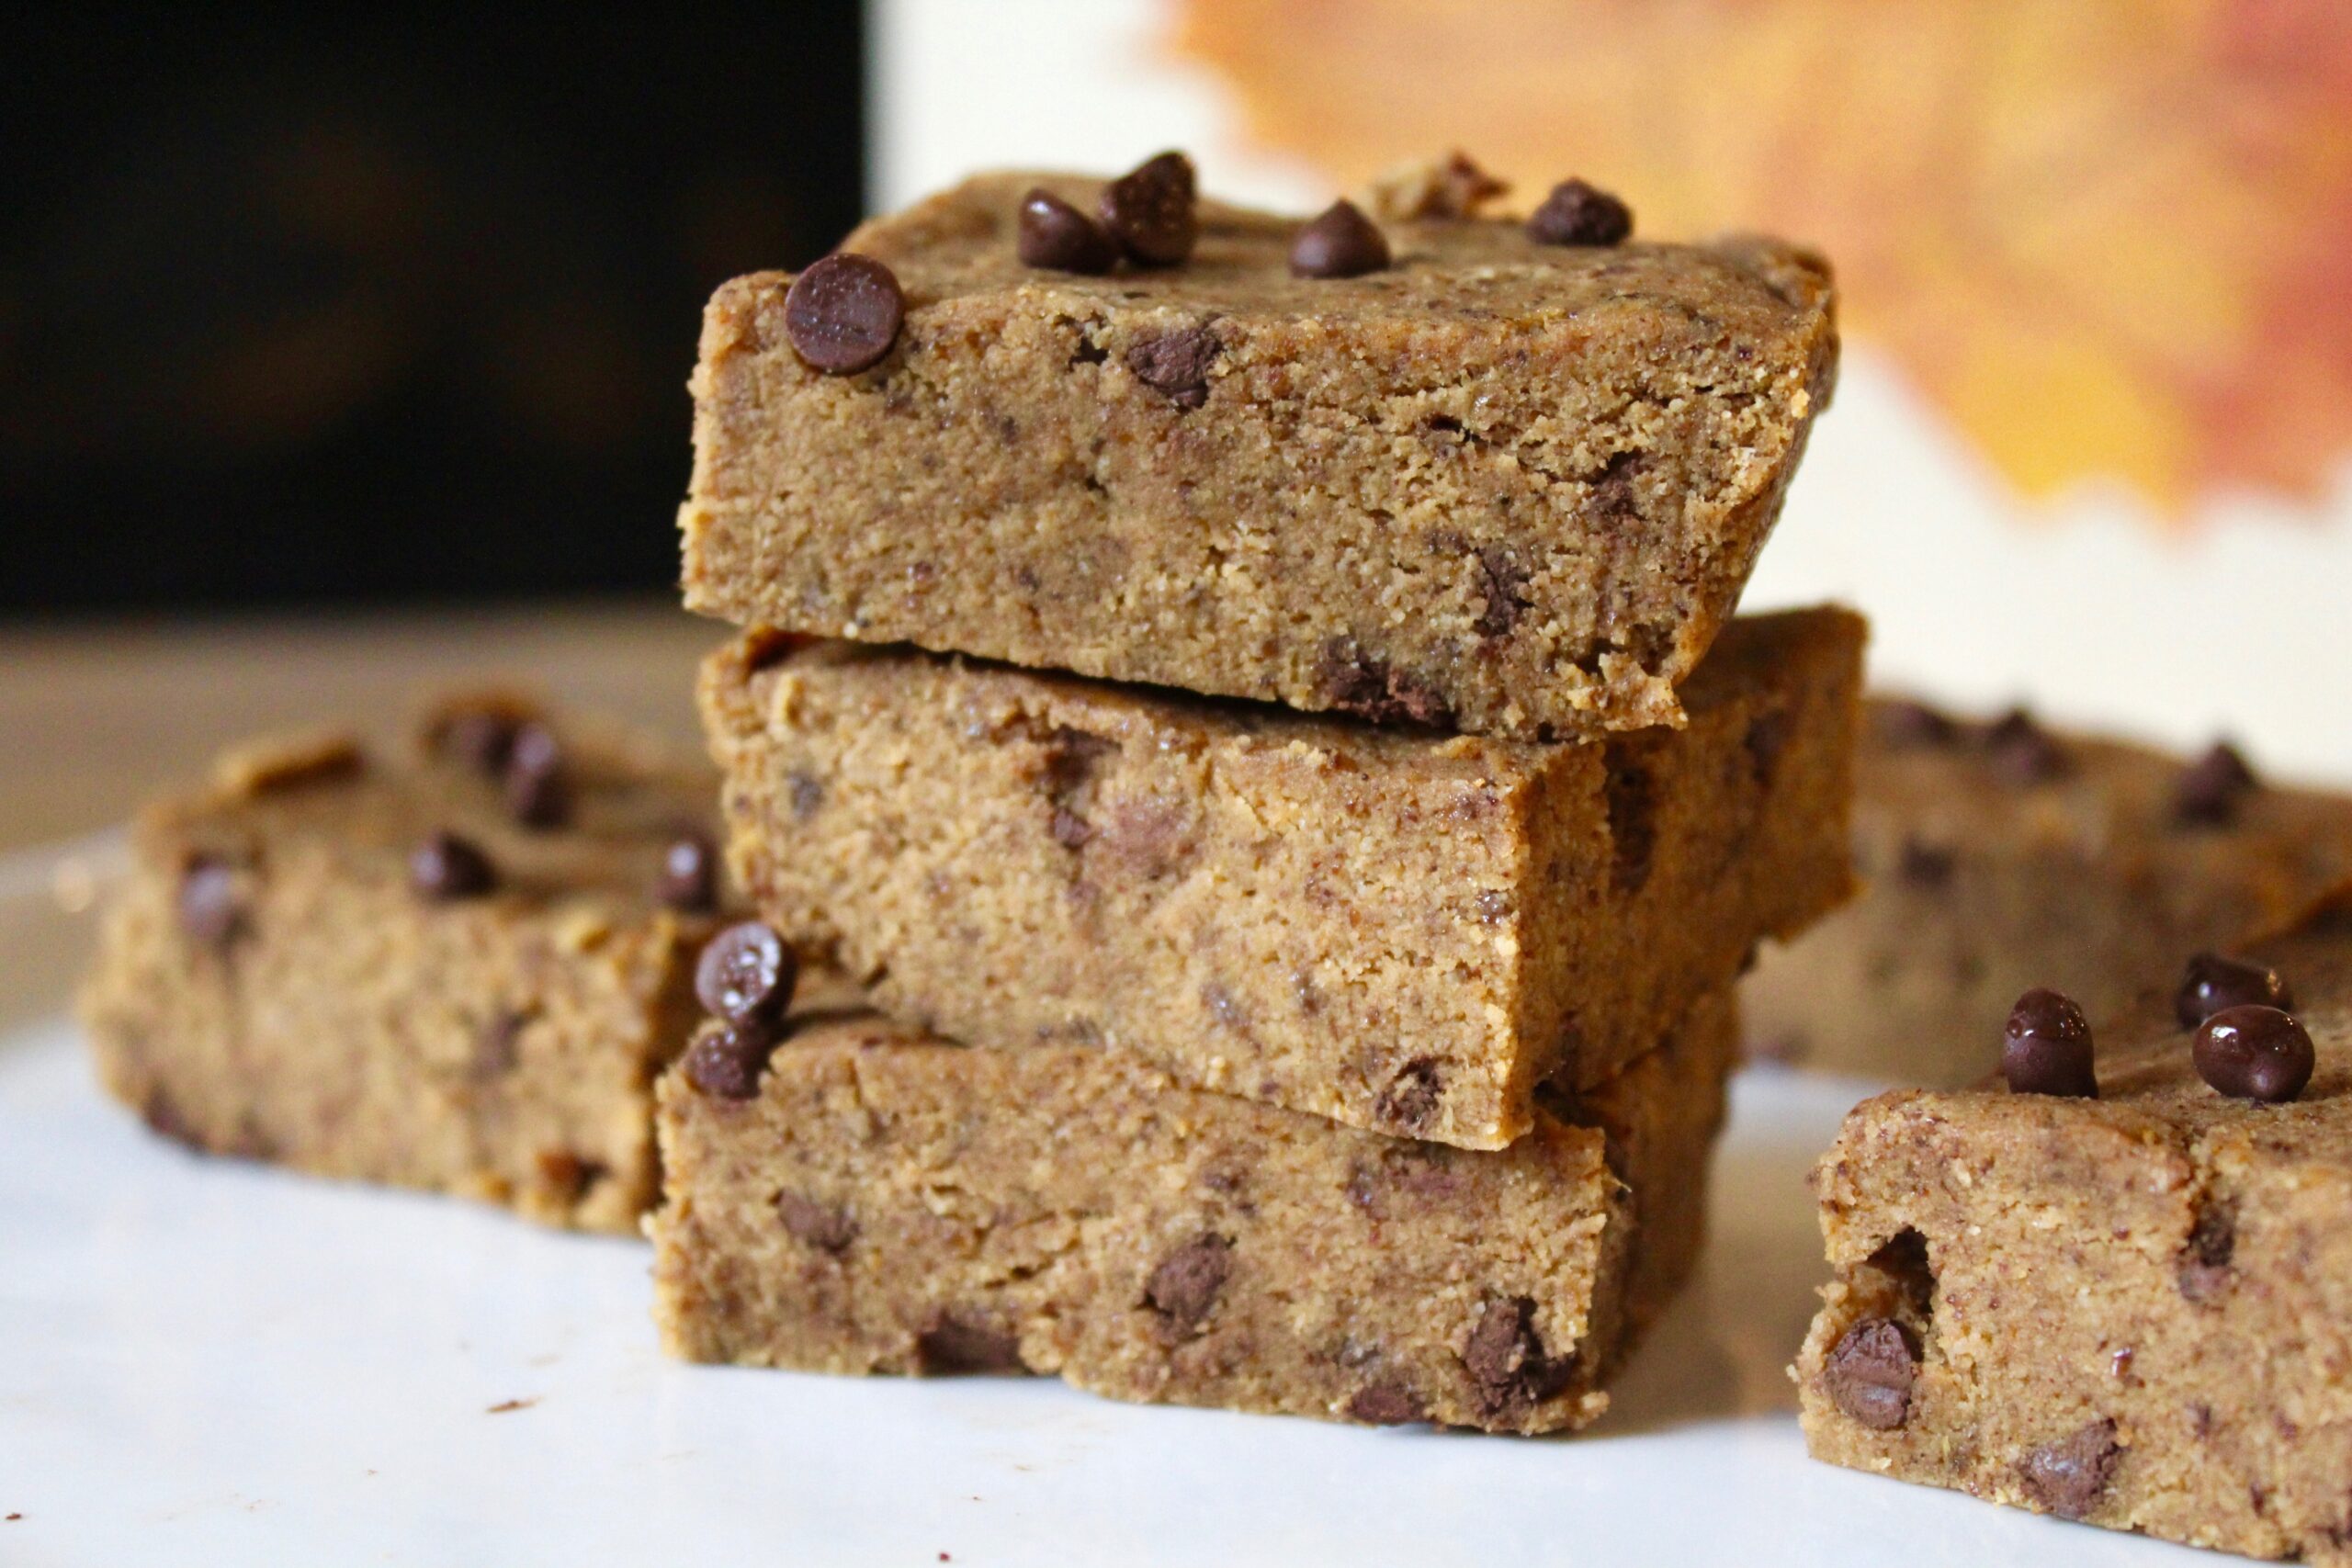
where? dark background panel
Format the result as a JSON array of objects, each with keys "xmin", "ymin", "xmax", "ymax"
[{"xmin": 1, "ymin": 6, "xmax": 865, "ymax": 613}]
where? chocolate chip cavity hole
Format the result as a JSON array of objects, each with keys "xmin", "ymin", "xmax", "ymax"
[{"xmin": 1825, "ymin": 1228, "xmax": 1938, "ymax": 1429}]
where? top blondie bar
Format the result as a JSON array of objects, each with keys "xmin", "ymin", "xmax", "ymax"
[{"xmin": 681, "ymin": 156, "xmax": 1838, "ymax": 739}]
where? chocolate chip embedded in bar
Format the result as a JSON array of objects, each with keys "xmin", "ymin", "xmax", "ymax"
[
  {"xmin": 1744, "ymin": 698, "xmax": 2352, "ymax": 1083},
  {"xmin": 680, "ymin": 163, "xmax": 1838, "ymax": 739},
  {"xmin": 76, "ymin": 696, "xmax": 734, "ymax": 1232},
  {"xmin": 651, "ymin": 986, "xmax": 1737, "ymax": 1431},
  {"xmin": 1795, "ymin": 880, "xmax": 2352, "ymax": 1559},
  {"xmin": 700, "ymin": 608, "xmax": 1860, "ymax": 1149}
]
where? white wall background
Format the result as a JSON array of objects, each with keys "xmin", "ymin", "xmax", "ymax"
[{"xmin": 873, "ymin": 0, "xmax": 2352, "ymax": 782}]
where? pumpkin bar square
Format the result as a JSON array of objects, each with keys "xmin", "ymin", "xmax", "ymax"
[
  {"xmin": 1746, "ymin": 700, "xmax": 2352, "ymax": 1084},
  {"xmin": 679, "ymin": 166, "xmax": 1837, "ymax": 739},
  {"xmin": 78, "ymin": 698, "xmax": 731, "ymax": 1233},
  {"xmin": 699, "ymin": 607, "xmax": 1860, "ymax": 1150},
  {"xmin": 1796, "ymin": 885, "xmax": 2352, "ymax": 1561},
  {"xmin": 651, "ymin": 984, "xmax": 1736, "ymax": 1432}
]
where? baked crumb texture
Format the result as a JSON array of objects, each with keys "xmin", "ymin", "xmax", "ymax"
[
  {"xmin": 1747, "ymin": 702, "xmax": 2352, "ymax": 1083},
  {"xmin": 1796, "ymin": 886, "xmax": 2352, "ymax": 1561},
  {"xmin": 652, "ymin": 987, "xmax": 1735, "ymax": 1432},
  {"xmin": 680, "ymin": 170, "xmax": 1837, "ymax": 740},
  {"xmin": 77, "ymin": 702, "xmax": 726, "ymax": 1232},
  {"xmin": 699, "ymin": 608, "xmax": 1860, "ymax": 1149}
]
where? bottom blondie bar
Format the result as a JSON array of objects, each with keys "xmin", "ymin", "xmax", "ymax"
[
  {"xmin": 1796, "ymin": 884, "xmax": 2352, "ymax": 1560},
  {"xmin": 79, "ymin": 698, "xmax": 728, "ymax": 1233},
  {"xmin": 651, "ymin": 982, "xmax": 1735, "ymax": 1432}
]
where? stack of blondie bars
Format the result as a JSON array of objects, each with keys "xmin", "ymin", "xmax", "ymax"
[{"xmin": 80, "ymin": 153, "xmax": 1862, "ymax": 1433}]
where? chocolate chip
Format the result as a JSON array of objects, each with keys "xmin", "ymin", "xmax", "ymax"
[
  {"xmin": 1313, "ymin": 637, "xmax": 1453, "ymax": 727},
  {"xmin": 1144, "ymin": 1233, "xmax": 1232, "ymax": 1333},
  {"xmin": 1097, "ymin": 151, "xmax": 1197, "ymax": 266},
  {"xmin": 915, "ymin": 1314, "xmax": 1026, "ymax": 1374},
  {"xmin": 1377, "ymin": 1059, "xmax": 1443, "ymax": 1131},
  {"xmin": 1288, "ymin": 199, "xmax": 1390, "ymax": 278},
  {"xmin": 2003, "ymin": 987, "xmax": 2097, "ymax": 1098},
  {"xmin": 1745, "ymin": 707, "xmax": 1792, "ymax": 788},
  {"xmin": 683, "ymin": 1020, "xmax": 779, "ymax": 1100},
  {"xmin": 2175, "ymin": 952, "xmax": 2292, "ymax": 1029},
  {"xmin": 1603, "ymin": 743, "xmax": 1657, "ymax": 896},
  {"xmin": 775, "ymin": 1190, "xmax": 856, "ymax": 1253},
  {"xmin": 1461, "ymin": 1296, "xmax": 1567, "ymax": 1416},
  {"xmin": 176, "ymin": 857, "xmax": 243, "ymax": 947},
  {"xmin": 472, "ymin": 1010, "xmax": 526, "ymax": 1079},
  {"xmin": 1526, "ymin": 178, "xmax": 1633, "ymax": 246},
  {"xmin": 1824, "ymin": 1317, "xmax": 1919, "ymax": 1430},
  {"xmin": 2018, "ymin": 1418, "xmax": 2121, "ymax": 1520},
  {"xmin": 1017, "ymin": 187, "xmax": 1119, "ymax": 274},
  {"xmin": 502, "ymin": 722, "xmax": 571, "ymax": 829},
  {"xmin": 695, "ymin": 921, "xmax": 797, "ymax": 1026},
  {"xmin": 655, "ymin": 835, "xmax": 719, "ymax": 913},
  {"xmin": 1984, "ymin": 707, "xmax": 2068, "ymax": 785},
  {"xmin": 411, "ymin": 831, "xmax": 496, "ymax": 901},
  {"xmin": 537, "ymin": 1149, "xmax": 608, "ymax": 1201},
  {"xmin": 783, "ymin": 253, "xmax": 905, "ymax": 375},
  {"xmin": 1897, "ymin": 838, "xmax": 1957, "ymax": 888},
  {"xmin": 437, "ymin": 709, "xmax": 519, "ymax": 773},
  {"xmin": 2177, "ymin": 1201, "xmax": 2235, "ymax": 1303},
  {"xmin": 1471, "ymin": 544, "xmax": 1528, "ymax": 637},
  {"xmin": 1876, "ymin": 700, "xmax": 1958, "ymax": 748},
  {"xmin": 1049, "ymin": 807, "xmax": 1094, "ymax": 849},
  {"xmin": 2194, "ymin": 1005, "xmax": 2314, "ymax": 1103},
  {"xmin": 1125, "ymin": 325, "xmax": 1221, "ymax": 410},
  {"xmin": 1346, "ymin": 1382, "xmax": 1428, "ymax": 1426},
  {"xmin": 2175, "ymin": 741, "xmax": 2259, "ymax": 826}
]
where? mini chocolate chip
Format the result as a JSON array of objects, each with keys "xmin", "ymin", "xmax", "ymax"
[
  {"xmin": 1288, "ymin": 199, "xmax": 1390, "ymax": 278},
  {"xmin": 1526, "ymin": 178, "xmax": 1633, "ymax": 246},
  {"xmin": 176, "ymin": 858, "xmax": 243, "ymax": 947},
  {"xmin": 1049, "ymin": 807, "xmax": 1094, "ymax": 849},
  {"xmin": 1346, "ymin": 1382, "xmax": 1428, "ymax": 1426},
  {"xmin": 655, "ymin": 835, "xmax": 719, "ymax": 912},
  {"xmin": 2177, "ymin": 1202, "xmax": 2235, "ymax": 1303},
  {"xmin": 1017, "ymin": 187, "xmax": 1120, "ymax": 274},
  {"xmin": 786, "ymin": 771, "xmax": 825, "ymax": 821},
  {"xmin": 916, "ymin": 1315, "xmax": 1026, "ymax": 1374},
  {"xmin": 695, "ymin": 921, "xmax": 797, "ymax": 1025},
  {"xmin": 683, "ymin": 1020, "xmax": 779, "ymax": 1100},
  {"xmin": 1824, "ymin": 1317, "xmax": 1919, "ymax": 1430},
  {"xmin": 1471, "ymin": 544, "xmax": 1528, "ymax": 637},
  {"xmin": 1097, "ymin": 151, "xmax": 1197, "ymax": 266},
  {"xmin": 1125, "ymin": 325, "xmax": 1221, "ymax": 409},
  {"xmin": 2194, "ymin": 1005, "xmax": 2314, "ymax": 1103},
  {"xmin": 1313, "ymin": 637, "xmax": 1454, "ymax": 727},
  {"xmin": 2176, "ymin": 952, "xmax": 2293, "ymax": 1029},
  {"xmin": 2003, "ymin": 987, "xmax": 2097, "ymax": 1098},
  {"xmin": 1462, "ymin": 1296, "xmax": 1566, "ymax": 1416},
  {"xmin": 2018, "ymin": 1418, "xmax": 2121, "ymax": 1520},
  {"xmin": 1876, "ymin": 700, "xmax": 1958, "ymax": 748},
  {"xmin": 411, "ymin": 831, "xmax": 496, "ymax": 901},
  {"xmin": 438, "ymin": 709, "xmax": 519, "ymax": 773},
  {"xmin": 775, "ymin": 1190, "xmax": 856, "ymax": 1253},
  {"xmin": 1897, "ymin": 838, "xmax": 1957, "ymax": 888},
  {"xmin": 1145, "ymin": 1233, "xmax": 1232, "ymax": 1333},
  {"xmin": 2175, "ymin": 741, "xmax": 2259, "ymax": 826},
  {"xmin": 783, "ymin": 253, "xmax": 905, "ymax": 375},
  {"xmin": 1377, "ymin": 1059, "xmax": 1443, "ymax": 1131},
  {"xmin": 473, "ymin": 1010, "xmax": 526, "ymax": 1079},
  {"xmin": 1984, "ymin": 707, "xmax": 2068, "ymax": 785},
  {"xmin": 503, "ymin": 722, "xmax": 571, "ymax": 829}
]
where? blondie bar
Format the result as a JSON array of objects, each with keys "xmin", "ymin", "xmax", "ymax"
[
  {"xmin": 1747, "ymin": 700, "xmax": 2352, "ymax": 1083},
  {"xmin": 1796, "ymin": 884, "xmax": 2352, "ymax": 1560},
  {"xmin": 700, "ymin": 608, "xmax": 1860, "ymax": 1149},
  {"xmin": 653, "ymin": 978, "xmax": 1736, "ymax": 1431},
  {"xmin": 680, "ymin": 162, "xmax": 1838, "ymax": 739},
  {"xmin": 78, "ymin": 696, "xmax": 729, "ymax": 1232}
]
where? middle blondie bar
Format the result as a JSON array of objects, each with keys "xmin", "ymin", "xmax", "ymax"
[{"xmin": 702, "ymin": 606, "xmax": 1860, "ymax": 1148}]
